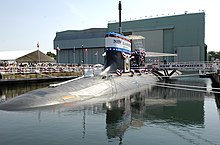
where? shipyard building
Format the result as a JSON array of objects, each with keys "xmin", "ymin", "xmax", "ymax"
[{"xmin": 54, "ymin": 12, "xmax": 206, "ymax": 64}]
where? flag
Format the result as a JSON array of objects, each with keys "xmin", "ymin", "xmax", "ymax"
[
  {"xmin": 84, "ymin": 48, "xmax": 87, "ymax": 53},
  {"xmin": 37, "ymin": 42, "xmax": 39, "ymax": 49},
  {"xmin": 116, "ymin": 69, "xmax": 122, "ymax": 76},
  {"xmin": 94, "ymin": 51, "xmax": 98, "ymax": 55},
  {"xmin": 55, "ymin": 44, "xmax": 61, "ymax": 51}
]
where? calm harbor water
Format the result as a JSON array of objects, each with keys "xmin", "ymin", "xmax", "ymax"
[{"xmin": 0, "ymin": 76, "xmax": 220, "ymax": 145}]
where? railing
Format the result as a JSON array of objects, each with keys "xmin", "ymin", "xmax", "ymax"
[
  {"xmin": 151, "ymin": 61, "xmax": 220, "ymax": 72},
  {"xmin": 0, "ymin": 64, "xmax": 104, "ymax": 80},
  {"xmin": 0, "ymin": 65, "xmax": 83, "ymax": 74},
  {"xmin": 0, "ymin": 64, "xmax": 104, "ymax": 78},
  {"xmin": 1, "ymin": 61, "xmax": 220, "ymax": 74}
]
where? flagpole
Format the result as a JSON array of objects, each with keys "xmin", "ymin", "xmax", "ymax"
[
  {"xmin": 38, "ymin": 50, "xmax": 40, "ymax": 64},
  {"xmin": 73, "ymin": 46, "xmax": 75, "ymax": 64},
  {"xmin": 97, "ymin": 51, "xmax": 98, "ymax": 64},
  {"xmin": 56, "ymin": 44, "xmax": 60, "ymax": 64},
  {"xmin": 86, "ymin": 48, "xmax": 88, "ymax": 64},
  {"xmin": 37, "ymin": 42, "xmax": 40, "ymax": 64},
  {"xmin": 82, "ymin": 45, "xmax": 84, "ymax": 64},
  {"xmin": 57, "ymin": 50, "xmax": 59, "ymax": 63}
]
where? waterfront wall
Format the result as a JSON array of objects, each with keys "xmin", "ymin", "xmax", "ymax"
[{"xmin": 0, "ymin": 71, "xmax": 83, "ymax": 80}]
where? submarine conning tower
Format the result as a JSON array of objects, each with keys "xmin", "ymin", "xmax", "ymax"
[
  {"xmin": 103, "ymin": 1, "xmax": 131, "ymax": 73},
  {"xmin": 104, "ymin": 32, "xmax": 131, "ymax": 73}
]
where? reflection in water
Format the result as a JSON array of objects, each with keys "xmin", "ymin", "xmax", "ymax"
[
  {"xmin": 210, "ymin": 76, "xmax": 220, "ymax": 120},
  {"xmin": 106, "ymin": 97, "xmax": 131, "ymax": 144},
  {"xmin": 147, "ymin": 86, "xmax": 204, "ymax": 126},
  {"xmin": 104, "ymin": 87, "xmax": 206, "ymax": 144},
  {"xmin": 1, "ymin": 77, "xmax": 220, "ymax": 145},
  {"xmin": 214, "ymin": 93, "xmax": 220, "ymax": 109},
  {"xmin": 82, "ymin": 109, "xmax": 86, "ymax": 138},
  {"xmin": 0, "ymin": 82, "xmax": 52, "ymax": 100}
]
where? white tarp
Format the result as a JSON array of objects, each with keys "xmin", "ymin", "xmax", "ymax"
[{"xmin": 126, "ymin": 35, "xmax": 145, "ymax": 40}]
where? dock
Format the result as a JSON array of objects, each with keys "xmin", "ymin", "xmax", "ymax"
[
  {"xmin": 0, "ymin": 64, "xmax": 104, "ymax": 85},
  {"xmin": 0, "ymin": 65, "xmax": 84, "ymax": 85},
  {"xmin": 0, "ymin": 72, "xmax": 82, "ymax": 85}
]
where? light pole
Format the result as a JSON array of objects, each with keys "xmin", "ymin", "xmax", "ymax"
[
  {"xmin": 82, "ymin": 45, "xmax": 84, "ymax": 64},
  {"xmin": 73, "ymin": 46, "xmax": 75, "ymax": 64},
  {"xmin": 96, "ymin": 51, "xmax": 99, "ymax": 64}
]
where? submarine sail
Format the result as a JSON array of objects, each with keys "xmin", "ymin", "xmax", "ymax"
[{"xmin": 104, "ymin": 32, "xmax": 131, "ymax": 73}]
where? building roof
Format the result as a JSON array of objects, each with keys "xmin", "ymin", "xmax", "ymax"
[
  {"xmin": 54, "ymin": 28, "xmax": 107, "ymax": 41},
  {"xmin": 16, "ymin": 50, "xmax": 55, "ymax": 63},
  {"xmin": 0, "ymin": 49, "xmax": 55, "ymax": 63}
]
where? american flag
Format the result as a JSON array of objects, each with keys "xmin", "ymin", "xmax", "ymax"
[
  {"xmin": 55, "ymin": 44, "xmax": 61, "ymax": 51},
  {"xmin": 94, "ymin": 51, "xmax": 98, "ymax": 55},
  {"xmin": 37, "ymin": 42, "xmax": 39, "ymax": 49}
]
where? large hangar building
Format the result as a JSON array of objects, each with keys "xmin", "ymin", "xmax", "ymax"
[
  {"xmin": 54, "ymin": 28, "xmax": 107, "ymax": 64},
  {"xmin": 54, "ymin": 12, "xmax": 206, "ymax": 64}
]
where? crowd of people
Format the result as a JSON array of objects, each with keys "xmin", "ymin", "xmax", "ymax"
[{"xmin": 0, "ymin": 62, "xmax": 85, "ymax": 74}]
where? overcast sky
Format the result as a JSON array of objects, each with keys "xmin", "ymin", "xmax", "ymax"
[{"xmin": 0, "ymin": 0, "xmax": 219, "ymax": 53}]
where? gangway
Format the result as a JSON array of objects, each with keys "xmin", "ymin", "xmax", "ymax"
[
  {"xmin": 154, "ymin": 61, "xmax": 219, "ymax": 72},
  {"xmin": 127, "ymin": 34, "xmax": 220, "ymax": 80}
]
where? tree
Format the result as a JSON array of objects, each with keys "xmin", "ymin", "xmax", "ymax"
[
  {"xmin": 208, "ymin": 51, "xmax": 220, "ymax": 61},
  {"xmin": 46, "ymin": 52, "xmax": 56, "ymax": 60}
]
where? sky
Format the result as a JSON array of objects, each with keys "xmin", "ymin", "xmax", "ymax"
[{"xmin": 0, "ymin": 0, "xmax": 219, "ymax": 53}]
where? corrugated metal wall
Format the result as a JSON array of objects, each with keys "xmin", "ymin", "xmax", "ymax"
[
  {"xmin": 108, "ymin": 13, "xmax": 205, "ymax": 62},
  {"xmin": 54, "ymin": 28, "xmax": 107, "ymax": 64},
  {"xmin": 54, "ymin": 13, "xmax": 205, "ymax": 63}
]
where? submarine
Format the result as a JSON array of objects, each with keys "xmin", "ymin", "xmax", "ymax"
[
  {"xmin": 0, "ymin": 32, "xmax": 162, "ymax": 111},
  {"xmin": 0, "ymin": 2, "xmax": 180, "ymax": 111}
]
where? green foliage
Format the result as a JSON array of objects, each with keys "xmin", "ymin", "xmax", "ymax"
[
  {"xmin": 46, "ymin": 52, "xmax": 56, "ymax": 60},
  {"xmin": 208, "ymin": 51, "xmax": 220, "ymax": 61}
]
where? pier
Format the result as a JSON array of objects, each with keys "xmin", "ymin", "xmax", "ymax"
[
  {"xmin": 1, "ymin": 61, "xmax": 220, "ymax": 86},
  {"xmin": 0, "ymin": 73, "xmax": 79, "ymax": 86},
  {"xmin": 144, "ymin": 61, "xmax": 220, "ymax": 83},
  {"xmin": 0, "ymin": 63, "xmax": 105, "ymax": 85},
  {"xmin": 0, "ymin": 64, "xmax": 84, "ymax": 85}
]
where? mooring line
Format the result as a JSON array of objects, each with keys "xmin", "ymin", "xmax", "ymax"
[
  {"xmin": 153, "ymin": 83, "xmax": 217, "ymax": 93},
  {"xmin": 152, "ymin": 81, "xmax": 220, "ymax": 90},
  {"xmin": 143, "ymin": 81, "xmax": 220, "ymax": 94},
  {"xmin": 171, "ymin": 74, "xmax": 200, "ymax": 77}
]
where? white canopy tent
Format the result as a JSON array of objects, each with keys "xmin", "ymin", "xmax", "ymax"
[
  {"xmin": 0, "ymin": 50, "xmax": 34, "ymax": 61},
  {"xmin": 126, "ymin": 35, "xmax": 177, "ymax": 58}
]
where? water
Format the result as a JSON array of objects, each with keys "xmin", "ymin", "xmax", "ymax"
[{"xmin": 0, "ymin": 77, "xmax": 220, "ymax": 145}]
